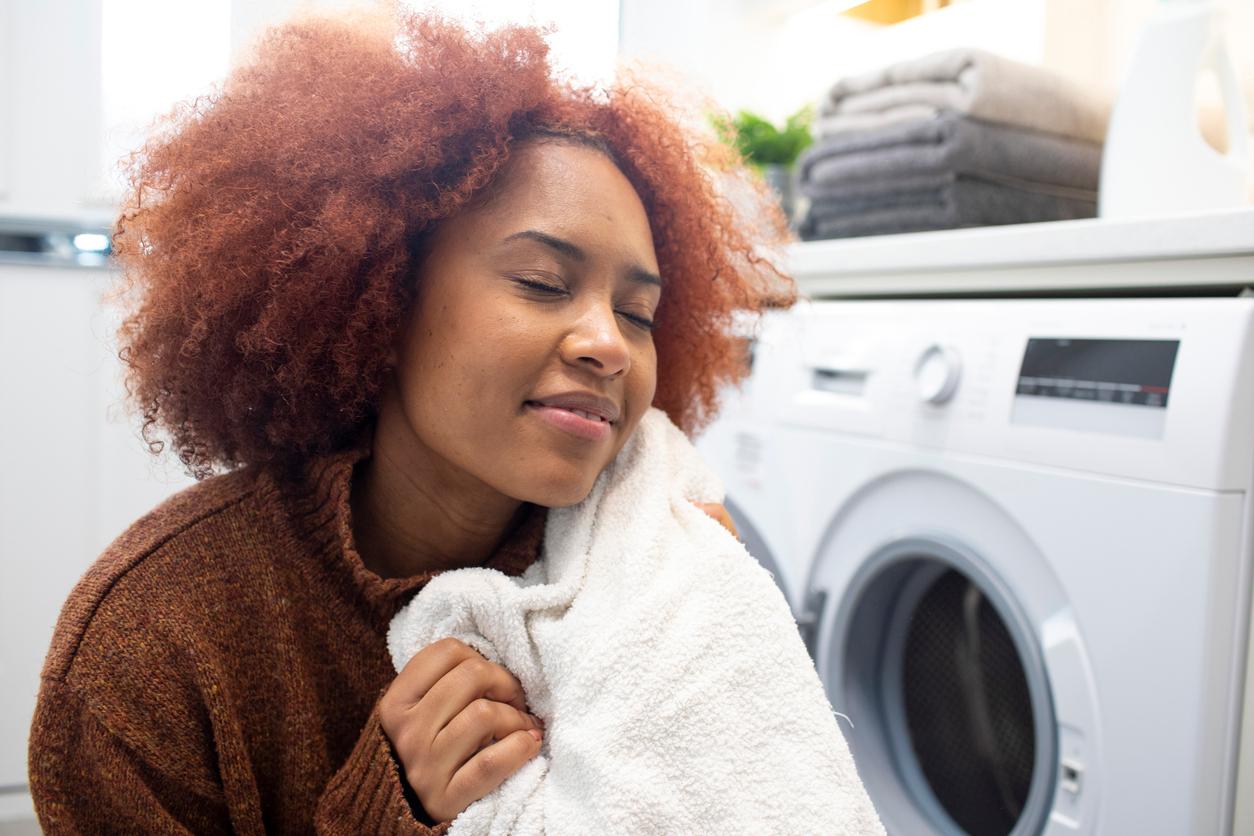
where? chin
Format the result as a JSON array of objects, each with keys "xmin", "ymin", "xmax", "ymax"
[
  {"xmin": 529, "ymin": 481, "xmax": 596, "ymax": 509},
  {"xmin": 516, "ymin": 467, "xmax": 601, "ymax": 508}
]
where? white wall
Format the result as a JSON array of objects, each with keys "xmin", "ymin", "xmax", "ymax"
[
  {"xmin": 231, "ymin": 0, "xmax": 620, "ymax": 81},
  {"xmin": 6, "ymin": 0, "xmax": 1252, "ymax": 220},
  {"xmin": 621, "ymin": 0, "xmax": 1051, "ymax": 122},
  {"xmin": 621, "ymin": 0, "xmax": 1254, "ymax": 138}
]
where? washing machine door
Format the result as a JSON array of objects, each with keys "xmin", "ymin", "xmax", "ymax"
[{"xmin": 806, "ymin": 470, "xmax": 1095, "ymax": 836}]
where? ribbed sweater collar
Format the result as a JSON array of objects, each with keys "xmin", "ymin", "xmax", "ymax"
[{"xmin": 260, "ymin": 442, "xmax": 547, "ymax": 618}]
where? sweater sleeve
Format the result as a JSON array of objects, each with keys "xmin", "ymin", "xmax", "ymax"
[
  {"xmin": 31, "ymin": 677, "xmax": 453, "ymax": 835},
  {"xmin": 28, "ymin": 677, "xmax": 232, "ymax": 834},
  {"xmin": 314, "ymin": 702, "xmax": 451, "ymax": 835}
]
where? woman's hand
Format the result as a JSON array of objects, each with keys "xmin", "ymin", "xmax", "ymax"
[
  {"xmin": 695, "ymin": 502, "xmax": 739, "ymax": 540},
  {"xmin": 379, "ymin": 637, "xmax": 544, "ymax": 824}
]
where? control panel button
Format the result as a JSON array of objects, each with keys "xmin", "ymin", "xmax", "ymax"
[{"xmin": 914, "ymin": 344, "xmax": 962, "ymax": 405}]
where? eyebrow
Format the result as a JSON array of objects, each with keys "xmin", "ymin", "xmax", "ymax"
[{"xmin": 503, "ymin": 229, "xmax": 663, "ymax": 288}]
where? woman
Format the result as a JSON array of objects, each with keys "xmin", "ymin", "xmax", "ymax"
[{"xmin": 28, "ymin": 10, "xmax": 791, "ymax": 834}]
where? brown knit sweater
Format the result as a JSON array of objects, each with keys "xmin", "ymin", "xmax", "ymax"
[{"xmin": 28, "ymin": 445, "xmax": 547, "ymax": 834}]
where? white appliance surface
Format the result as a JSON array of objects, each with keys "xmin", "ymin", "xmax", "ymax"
[{"xmin": 698, "ymin": 297, "xmax": 1254, "ymax": 835}]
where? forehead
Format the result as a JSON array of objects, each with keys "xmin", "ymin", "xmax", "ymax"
[
  {"xmin": 489, "ymin": 140, "xmax": 635, "ymax": 207},
  {"xmin": 444, "ymin": 141, "xmax": 656, "ymax": 258}
]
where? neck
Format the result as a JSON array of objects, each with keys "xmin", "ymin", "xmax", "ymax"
[{"xmin": 350, "ymin": 393, "xmax": 526, "ymax": 580}]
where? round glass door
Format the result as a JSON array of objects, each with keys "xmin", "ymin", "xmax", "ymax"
[{"xmin": 823, "ymin": 538, "xmax": 1057, "ymax": 836}]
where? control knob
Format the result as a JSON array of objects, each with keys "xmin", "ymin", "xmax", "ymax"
[{"xmin": 914, "ymin": 344, "xmax": 962, "ymax": 405}]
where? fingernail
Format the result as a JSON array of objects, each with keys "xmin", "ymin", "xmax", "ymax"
[{"xmin": 528, "ymin": 729, "xmax": 542, "ymax": 743}]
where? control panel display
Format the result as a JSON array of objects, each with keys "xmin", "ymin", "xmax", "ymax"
[{"xmin": 1015, "ymin": 338, "xmax": 1180, "ymax": 408}]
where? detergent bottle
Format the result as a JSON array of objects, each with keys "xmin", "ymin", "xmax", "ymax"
[{"xmin": 1099, "ymin": 0, "xmax": 1250, "ymax": 217}]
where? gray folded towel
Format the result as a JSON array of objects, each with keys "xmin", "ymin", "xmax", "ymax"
[
  {"xmin": 815, "ymin": 105, "xmax": 944, "ymax": 139},
  {"xmin": 819, "ymin": 48, "xmax": 1110, "ymax": 143},
  {"xmin": 804, "ymin": 171, "xmax": 1096, "ymax": 214},
  {"xmin": 799, "ymin": 173, "xmax": 1097, "ymax": 240},
  {"xmin": 799, "ymin": 112, "xmax": 1103, "ymax": 195}
]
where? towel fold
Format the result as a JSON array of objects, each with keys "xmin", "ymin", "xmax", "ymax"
[
  {"xmin": 800, "ymin": 112, "xmax": 1102, "ymax": 194},
  {"xmin": 388, "ymin": 407, "xmax": 884, "ymax": 835},
  {"xmin": 819, "ymin": 48, "xmax": 1110, "ymax": 143},
  {"xmin": 816, "ymin": 103, "xmax": 952, "ymax": 140},
  {"xmin": 799, "ymin": 173, "xmax": 1096, "ymax": 239}
]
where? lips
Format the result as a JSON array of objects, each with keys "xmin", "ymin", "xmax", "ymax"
[
  {"xmin": 523, "ymin": 390, "xmax": 622, "ymax": 442},
  {"xmin": 525, "ymin": 391, "xmax": 621, "ymax": 424},
  {"xmin": 556, "ymin": 406, "xmax": 608, "ymax": 423}
]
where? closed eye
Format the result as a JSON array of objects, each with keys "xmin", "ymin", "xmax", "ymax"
[
  {"xmin": 512, "ymin": 276, "xmax": 566, "ymax": 295},
  {"xmin": 620, "ymin": 310, "xmax": 655, "ymax": 331},
  {"xmin": 512, "ymin": 276, "xmax": 655, "ymax": 332}
]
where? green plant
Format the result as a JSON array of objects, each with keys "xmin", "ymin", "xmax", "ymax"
[{"xmin": 715, "ymin": 105, "xmax": 814, "ymax": 169}]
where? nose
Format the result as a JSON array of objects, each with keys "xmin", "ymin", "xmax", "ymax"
[{"xmin": 560, "ymin": 295, "xmax": 630, "ymax": 379}]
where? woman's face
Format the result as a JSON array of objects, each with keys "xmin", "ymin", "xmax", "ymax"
[{"xmin": 390, "ymin": 140, "xmax": 660, "ymax": 507}]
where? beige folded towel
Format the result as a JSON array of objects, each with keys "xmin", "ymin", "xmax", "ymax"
[{"xmin": 819, "ymin": 48, "xmax": 1110, "ymax": 143}]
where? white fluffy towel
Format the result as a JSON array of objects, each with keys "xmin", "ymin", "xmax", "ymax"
[{"xmin": 388, "ymin": 406, "xmax": 884, "ymax": 834}]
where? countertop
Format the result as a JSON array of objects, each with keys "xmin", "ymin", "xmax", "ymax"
[{"xmin": 788, "ymin": 207, "xmax": 1254, "ymax": 297}]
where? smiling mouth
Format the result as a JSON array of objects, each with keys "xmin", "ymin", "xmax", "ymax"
[
  {"xmin": 524, "ymin": 402, "xmax": 614, "ymax": 441},
  {"xmin": 535, "ymin": 405, "xmax": 608, "ymax": 423}
]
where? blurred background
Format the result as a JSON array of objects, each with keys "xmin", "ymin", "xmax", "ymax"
[
  {"xmin": 4, "ymin": 1, "xmax": 1254, "ymax": 833},
  {"xmin": 5, "ymin": 0, "xmax": 1254, "ymax": 220}
]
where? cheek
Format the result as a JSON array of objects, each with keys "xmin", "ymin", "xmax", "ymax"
[
  {"xmin": 395, "ymin": 313, "xmax": 473, "ymax": 430},
  {"xmin": 611, "ymin": 348, "xmax": 658, "ymax": 450},
  {"xmin": 402, "ymin": 310, "xmax": 536, "ymax": 424},
  {"xmin": 633, "ymin": 344, "xmax": 659, "ymax": 406}
]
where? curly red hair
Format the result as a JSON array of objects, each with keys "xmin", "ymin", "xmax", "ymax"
[{"xmin": 113, "ymin": 10, "xmax": 795, "ymax": 478}]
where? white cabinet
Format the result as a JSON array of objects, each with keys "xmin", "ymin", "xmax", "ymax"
[
  {"xmin": 0, "ymin": 262, "xmax": 192, "ymax": 819},
  {"xmin": 1, "ymin": 1, "xmax": 103, "ymax": 219}
]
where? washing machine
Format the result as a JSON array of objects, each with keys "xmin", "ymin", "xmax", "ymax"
[
  {"xmin": 694, "ymin": 318, "xmax": 805, "ymax": 615},
  {"xmin": 698, "ymin": 297, "xmax": 1254, "ymax": 835}
]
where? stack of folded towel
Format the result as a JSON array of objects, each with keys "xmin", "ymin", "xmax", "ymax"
[{"xmin": 798, "ymin": 48, "xmax": 1111, "ymax": 239}]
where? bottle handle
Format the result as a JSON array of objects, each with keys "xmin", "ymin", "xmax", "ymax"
[{"xmin": 1206, "ymin": 38, "xmax": 1250, "ymax": 162}]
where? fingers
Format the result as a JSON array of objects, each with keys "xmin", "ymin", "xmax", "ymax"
[
  {"xmin": 417, "ymin": 655, "xmax": 529, "ymax": 737},
  {"xmin": 380, "ymin": 638, "xmax": 529, "ymax": 765},
  {"xmin": 382, "ymin": 637, "xmax": 477, "ymax": 716},
  {"xmin": 444, "ymin": 729, "xmax": 544, "ymax": 813},
  {"xmin": 386, "ymin": 637, "xmax": 528, "ymax": 714},
  {"xmin": 431, "ymin": 697, "xmax": 543, "ymax": 775},
  {"xmin": 381, "ymin": 639, "xmax": 465, "ymax": 757},
  {"xmin": 380, "ymin": 637, "xmax": 543, "ymax": 824}
]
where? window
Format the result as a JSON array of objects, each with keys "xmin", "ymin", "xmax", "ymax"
[
  {"xmin": 99, "ymin": 0, "xmax": 230, "ymax": 203},
  {"xmin": 404, "ymin": 0, "xmax": 620, "ymax": 86}
]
